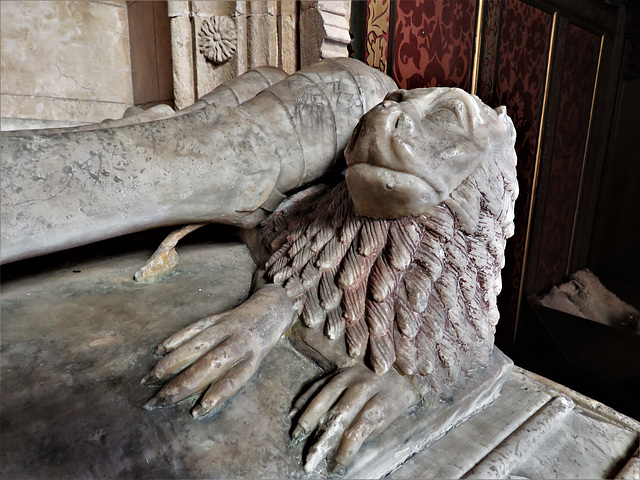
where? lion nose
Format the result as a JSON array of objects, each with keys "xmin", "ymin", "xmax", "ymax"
[{"xmin": 391, "ymin": 112, "xmax": 413, "ymax": 131}]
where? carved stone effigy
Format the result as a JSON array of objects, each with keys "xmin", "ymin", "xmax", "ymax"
[
  {"xmin": 0, "ymin": 58, "xmax": 395, "ymax": 264},
  {"xmin": 1, "ymin": 60, "xmax": 518, "ymax": 475}
]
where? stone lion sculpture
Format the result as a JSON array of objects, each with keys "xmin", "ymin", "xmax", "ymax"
[
  {"xmin": 1, "ymin": 59, "xmax": 517, "ymax": 473},
  {"xmin": 142, "ymin": 89, "xmax": 518, "ymax": 471}
]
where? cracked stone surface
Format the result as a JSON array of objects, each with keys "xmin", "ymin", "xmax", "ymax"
[
  {"xmin": 1, "ymin": 240, "xmax": 320, "ymax": 478},
  {"xmin": 1, "ymin": 1, "xmax": 133, "ymax": 122},
  {"xmin": 0, "ymin": 237, "xmax": 507, "ymax": 478}
]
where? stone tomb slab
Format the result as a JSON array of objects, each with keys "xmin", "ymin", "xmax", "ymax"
[{"xmin": 1, "ymin": 240, "xmax": 514, "ymax": 478}]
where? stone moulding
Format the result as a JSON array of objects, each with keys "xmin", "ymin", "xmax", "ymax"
[
  {"xmin": 300, "ymin": 1, "xmax": 352, "ymax": 66},
  {"xmin": 198, "ymin": 15, "xmax": 237, "ymax": 65}
]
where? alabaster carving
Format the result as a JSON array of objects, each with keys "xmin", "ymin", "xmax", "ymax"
[
  {"xmin": 198, "ymin": 15, "xmax": 237, "ymax": 65},
  {"xmin": 142, "ymin": 88, "xmax": 518, "ymax": 471},
  {"xmin": 1, "ymin": 58, "xmax": 395, "ymax": 264},
  {"xmin": 0, "ymin": 62, "xmax": 517, "ymax": 473}
]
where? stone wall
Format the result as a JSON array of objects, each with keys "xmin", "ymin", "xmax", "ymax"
[
  {"xmin": 169, "ymin": 1, "xmax": 352, "ymax": 110},
  {"xmin": 127, "ymin": 0, "xmax": 173, "ymax": 107},
  {"xmin": 1, "ymin": 0, "xmax": 354, "ymax": 119},
  {"xmin": 0, "ymin": 0, "xmax": 134, "ymax": 123},
  {"xmin": 168, "ymin": 0, "xmax": 299, "ymax": 110},
  {"xmin": 299, "ymin": 1, "xmax": 351, "ymax": 69}
]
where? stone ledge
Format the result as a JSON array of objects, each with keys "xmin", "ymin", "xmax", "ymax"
[{"xmin": 1, "ymin": 93, "xmax": 131, "ymax": 123}]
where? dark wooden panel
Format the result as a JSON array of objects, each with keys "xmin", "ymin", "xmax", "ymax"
[
  {"xmin": 589, "ymin": 30, "xmax": 640, "ymax": 283},
  {"xmin": 493, "ymin": 0, "xmax": 552, "ymax": 349},
  {"xmin": 534, "ymin": 25, "xmax": 601, "ymax": 293}
]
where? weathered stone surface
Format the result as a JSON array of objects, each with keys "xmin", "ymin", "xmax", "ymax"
[
  {"xmin": 1, "ymin": 117, "xmax": 89, "ymax": 131},
  {"xmin": 170, "ymin": 1, "xmax": 301, "ymax": 110},
  {"xmin": 0, "ymin": 0, "xmax": 133, "ymax": 122},
  {"xmin": 0, "ymin": 240, "xmax": 311, "ymax": 479},
  {"xmin": 388, "ymin": 369, "xmax": 555, "ymax": 479},
  {"xmin": 0, "ymin": 239, "xmax": 507, "ymax": 479},
  {"xmin": 389, "ymin": 367, "xmax": 640, "ymax": 479},
  {"xmin": 344, "ymin": 350, "xmax": 512, "ymax": 478},
  {"xmin": 0, "ymin": 93, "xmax": 132, "ymax": 125},
  {"xmin": 299, "ymin": 1, "xmax": 351, "ymax": 68},
  {"xmin": 169, "ymin": 13, "xmax": 196, "ymax": 110},
  {"xmin": 2, "ymin": 242, "xmax": 636, "ymax": 479}
]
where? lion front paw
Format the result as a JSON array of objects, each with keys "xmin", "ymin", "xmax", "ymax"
[
  {"xmin": 290, "ymin": 365, "xmax": 419, "ymax": 472},
  {"xmin": 142, "ymin": 285, "xmax": 294, "ymax": 417}
]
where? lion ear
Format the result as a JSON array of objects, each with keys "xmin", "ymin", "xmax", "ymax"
[
  {"xmin": 495, "ymin": 105, "xmax": 507, "ymax": 119},
  {"xmin": 494, "ymin": 105, "xmax": 517, "ymax": 144}
]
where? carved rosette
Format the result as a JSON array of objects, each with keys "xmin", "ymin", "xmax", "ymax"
[{"xmin": 198, "ymin": 16, "xmax": 237, "ymax": 65}]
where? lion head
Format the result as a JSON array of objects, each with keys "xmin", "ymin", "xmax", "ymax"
[{"xmin": 344, "ymin": 88, "xmax": 516, "ymax": 220}]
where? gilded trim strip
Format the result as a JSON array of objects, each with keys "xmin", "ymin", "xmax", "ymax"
[
  {"xmin": 470, "ymin": 0, "xmax": 485, "ymax": 95},
  {"xmin": 364, "ymin": 0, "xmax": 392, "ymax": 73}
]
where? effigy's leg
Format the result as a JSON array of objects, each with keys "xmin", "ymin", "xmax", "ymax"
[
  {"xmin": 0, "ymin": 104, "xmax": 281, "ymax": 263},
  {"xmin": 2, "ymin": 66, "xmax": 288, "ymax": 137},
  {"xmin": 0, "ymin": 67, "xmax": 287, "ymax": 264},
  {"xmin": 1, "ymin": 58, "xmax": 396, "ymax": 264},
  {"xmin": 124, "ymin": 69, "xmax": 291, "ymax": 282},
  {"xmin": 132, "ymin": 58, "xmax": 398, "ymax": 283}
]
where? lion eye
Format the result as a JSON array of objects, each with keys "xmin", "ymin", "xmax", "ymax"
[{"xmin": 426, "ymin": 108, "xmax": 461, "ymax": 128}]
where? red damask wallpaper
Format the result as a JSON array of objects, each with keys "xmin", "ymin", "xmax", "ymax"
[
  {"xmin": 392, "ymin": 0, "xmax": 476, "ymax": 89},
  {"xmin": 493, "ymin": 0, "xmax": 552, "ymax": 346},
  {"xmin": 534, "ymin": 25, "xmax": 601, "ymax": 293}
]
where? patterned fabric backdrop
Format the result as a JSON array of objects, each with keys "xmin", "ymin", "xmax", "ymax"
[
  {"xmin": 392, "ymin": 0, "xmax": 476, "ymax": 89},
  {"xmin": 534, "ymin": 25, "xmax": 601, "ymax": 293}
]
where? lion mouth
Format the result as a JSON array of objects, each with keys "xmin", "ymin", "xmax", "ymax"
[
  {"xmin": 346, "ymin": 163, "xmax": 437, "ymax": 197},
  {"xmin": 346, "ymin": 159, "xmax": 414, "ymax": 181},
  {"xmin": 345, "ymin": 163, "xmax": 441, "ymax": 219}
]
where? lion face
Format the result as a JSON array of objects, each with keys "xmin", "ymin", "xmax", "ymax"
[{"xmin": 345, "ymin": 88, "xmax": 510, "ymax": 219}]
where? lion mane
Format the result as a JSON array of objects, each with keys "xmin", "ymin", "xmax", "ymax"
[{"xmin": 261, "ymin": 94, "xmax": 518, "ymax": 400}]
